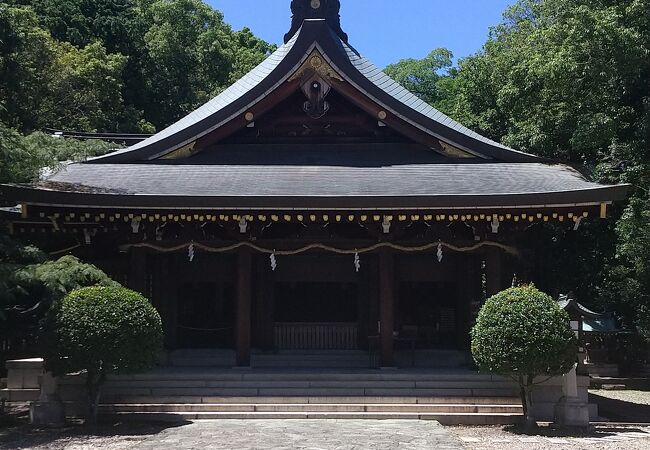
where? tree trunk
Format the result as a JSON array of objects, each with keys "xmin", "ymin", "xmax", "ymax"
[
  {"xmin": 85, "ymin": 369, "xmax": 105, "ymax": 425},
  {"xmin": 518, "ymin": 375, "xmax": 536, "ymax": 431}
]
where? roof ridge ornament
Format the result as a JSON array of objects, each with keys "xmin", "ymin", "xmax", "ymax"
[{"xmin": 285, "ymin": 0, "xmax": 348, "ymax": 44}]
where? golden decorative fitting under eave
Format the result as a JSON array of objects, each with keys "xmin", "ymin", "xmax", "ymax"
[
  {"xmin": 22, "ymin": 209, "xmax": 608, "ymax": 237},
  {"xmin": 159, "ymin": 141, "xmax": 197, "ymax": 160},
  {"xmin": 288, "ymin": 50, "xmax": 344, "ymax": 83},
  {"xmin": 438, "ymin": 141, "xmax": 475, "ymax": 159}
]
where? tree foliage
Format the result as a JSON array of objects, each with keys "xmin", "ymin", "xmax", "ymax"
[
  {"xmin": 471, "ymin": 285, "xmax": 577, "ymax": 427},
  {"xmin": 384, "ymin": 48, "xmax": 457, "ymax": 111},
  {"xmin": 14, "ymin": 255, "xmax": 120, "ymax": 305},
  {"xmin": 0, "ymin": 4, "xmax": 135, "ymax": 132},
  {"xmin": 0, "ymin": 250, "xmax": 119, "ymax": 366},
  {"xmin": 0, "ymin": 235, "xmax": 45, "ymax": 320},
  {"xmin": 0, "ymin": 122, "xmax": 114, "ymax": 187},
  {"xmin": 1, "ymin": 254, "xmax": 118, "ymax": 330},
  {"xmin": 44, "ymin": 286, "xmax": 163, "ymax": 422},
  {"xmin": 3, "ymin": 0, "xmax": 275, "ymax": 132}
]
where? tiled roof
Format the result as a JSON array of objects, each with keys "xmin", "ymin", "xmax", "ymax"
[{"xmin": 23, "ymin": 161, "xmax": 625, "ymax": 208}]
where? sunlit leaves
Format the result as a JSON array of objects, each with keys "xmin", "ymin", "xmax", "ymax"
[
  {"xmin": 471, "ymin": 285, "xmax": 577, "ymax": 377},
  {"xmin": 43, "ymin": 286, "xmax": 163, "ymax": 377}
]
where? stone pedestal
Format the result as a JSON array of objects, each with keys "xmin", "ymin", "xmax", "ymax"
[
  {"xmin": 6, "ymin": 358, "xmax": 44, "ymax": 389},
  {"xmin": 554, "ymin": 396, "xmax": 590, "ymax": 427},
  {"xmin": 29, "ymin": 372, "xmax": 65, "ymax": 428},
  {"xmin": 554, "ymin": 365, "xmax": 590, "ymax": 428}
]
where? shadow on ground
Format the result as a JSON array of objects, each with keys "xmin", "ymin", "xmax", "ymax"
[
  {"xmin": 499, "ymin": 423, "xmax": 648, "ymax": 439},
  {"xmin": 589, "ymin": 392, "xmax": 650, "ymax": 422},
  {"xmin": 0, "ymin": 416, "xmax": 190, "ymax": 449}
]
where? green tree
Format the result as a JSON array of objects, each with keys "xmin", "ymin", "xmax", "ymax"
[
  {"xmin": 139, "ymin": 0, "xmax": 274, "ymax": 127},
  {"xmin": 0, "ymin": 4, "xmax": 140, "ymax": 132},
  {"xmin": 0, "ymin": 235, "xmax": 45, "ymax": 320},
  {"xmin": 14, "ymin": 255, "xmax": 120, "ymax": 306},
  {"xmin": 471, "ymin": 285, "xmax": 577, "ymax": 429},
  {"xmin": 227, "ymin": 27, "xmax": 274, "ymax": 85},
  {"xmin": 384, "ymin": 48, "xmax": 457, "ymax": 112},
  {"xmin": 0, "ymin": 124, "xmax": 50, "ymax": 186},
  {"xmin": 0, "ymin": 122, "xmax": 114, "ymax": 189},
  {"xmin": 41, "ymin": 41, "xmax": 131, "ymax": 132},
  {"xmin": 451, "ymin": 0, "xmax": 648, "ymax": 162},
  {"xmin": 0, "ymin": 249, "xmax": 119, "ymax": 366},
  {"xmin": 10, "ymin": 0, "xmax": 275, "ymax": 130},
  {"xmin": 0, "ymin": 4, "xmax": 57, "ymax": 131},
  {"xmin": 8, "ymin": 0, "xmax": 138, "ymax": 53},
  {"xmin": 2, "ymin": 254, "xmax": 118, "ymax": 337},
  {"xmin": 44, "ymin": 286, "xmax": 163, "ymax": 423}
]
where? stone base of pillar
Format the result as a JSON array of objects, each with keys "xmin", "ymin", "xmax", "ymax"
[
  {"xmin": 30, "ymin": 372, "xmax": 66, "ymax": 427},
  {"xmin": 554, "ymin": 396, "xmax": 590, "ymax": 428},
  {"xmin": 30, "ymin": 399, "xmax": 65, "ymax": 427}
]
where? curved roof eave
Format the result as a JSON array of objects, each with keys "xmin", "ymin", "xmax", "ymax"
[{"xmin": 90, "ymin": 19, "xmax": 539, "ymax": 164}]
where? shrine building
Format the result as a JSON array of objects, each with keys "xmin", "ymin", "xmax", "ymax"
[{"xmin": 1, "ymin": 0, "xmax": 628, "ymax": 370}]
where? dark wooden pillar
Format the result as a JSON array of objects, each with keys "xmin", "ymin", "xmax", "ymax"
[
  {"xmin": 161, "ymin": 254, "xmax": 178, "ymax": 349},
  {"xmin": 379, "ymin": 250, "xmax": 395, "ymax": 367},
  {"xmin": 236, "ymin": 249, "xmax": 252, "ymax": 366},
  {"xmin": 128, "ymin": 247, "xmax": 148, "ymax": 295},
  {"xmin": 486, "ymin": 248, "xmax": 503, "ymax": 297}
]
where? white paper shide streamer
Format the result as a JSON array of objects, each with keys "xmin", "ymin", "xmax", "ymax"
[{"xmin": 270, "ymin": 251, "xmax": 277, "ymax": 271}]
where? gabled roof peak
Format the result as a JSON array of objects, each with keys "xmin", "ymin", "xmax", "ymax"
[{"xmin": 285, "ymin": 0, "xmax": 347, "ymax": 43}]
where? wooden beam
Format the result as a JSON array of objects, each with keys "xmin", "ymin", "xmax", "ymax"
[
  {"xmin": 379, "ymin": 250, "xmax": 395, "ymax": 367},
  {"xmin": 236, "ymin": 248, "xmax": 252, "ymax": 366}
]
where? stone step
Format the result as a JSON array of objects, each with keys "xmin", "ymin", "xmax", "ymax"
[
  {"xmin": 101, "ymin": 380, "xmax": 515, "ymax": 390},
  {"xmin": 99, "ymin": 387, "xmax": 517, "ymax": 398},
  {"xmin": 99, "ymin": 395, "xmax": 520, "ymax": 405},
  {"xmin": 251, "ymin": 361, "xmax": 371, "ymax": 369},
  {"xmin": 99, "ymin": 403, "xmax": 523, "ymax": 414},
  {"xmin": 99, "ymin": 411, "xmax": 523, "ymax": 425},
  {"xmin": 0, "ymin": 388, "xmax": 40, "ymax": 402},
  {"xmin": 95, "ymin": 371, "xmax": 500, "ymax": 383}
]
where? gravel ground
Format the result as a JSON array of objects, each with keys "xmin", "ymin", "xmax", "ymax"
[
  {"xmin": 589, "ymin": 389, "xmax": 650, "ymax": 406},
  {"xmin": 1, "ymin": 421, "xmax": 649, "ymax": 449},
  {"xmin": 450, "ymin": 424, "xmax": 650, "ymax": 450},
  {"xmin": 0, "ymin": 420, "xmax": 462, "ymax": 450}
]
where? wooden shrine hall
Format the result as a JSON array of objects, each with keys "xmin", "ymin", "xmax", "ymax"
[{"xmin": 1, "ymin": 0, "xmax": 628, "ymax": 369}]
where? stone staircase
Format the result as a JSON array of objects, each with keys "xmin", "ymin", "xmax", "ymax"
[{"xmin": 58, "ymin": 368, "xmax": 524, "ymax": 424}]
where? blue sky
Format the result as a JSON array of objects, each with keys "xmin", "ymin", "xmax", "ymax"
[{"xmin": 208, "ymin": 0, "xmax": 515, "ymax": 68}]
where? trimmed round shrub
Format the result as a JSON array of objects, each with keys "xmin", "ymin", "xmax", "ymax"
[
  {"xmin": 46, "ymin": 286, "xmax": 163, "ymax": 375},
  {"xmin": 471, "ymin": 285, "xmax": 577, "ymax": 426},
  {"xmin": 44, "ymin": 286, "xmax": 163, "ymax": 422}
]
